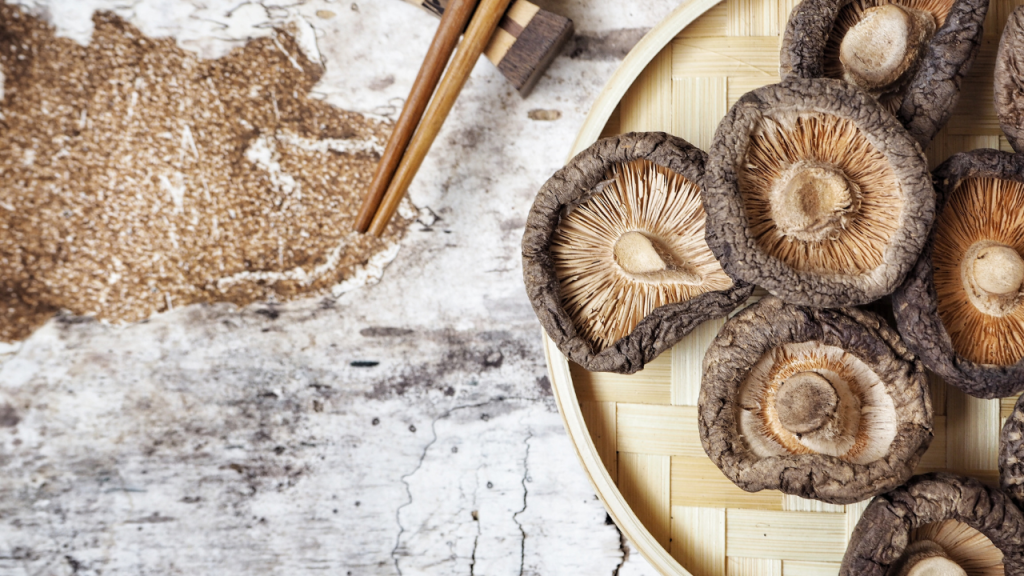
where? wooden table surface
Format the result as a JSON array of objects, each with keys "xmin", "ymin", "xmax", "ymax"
[{"xmin": 0, "ymin": 0, "xmax": 688, "ymax": 573}]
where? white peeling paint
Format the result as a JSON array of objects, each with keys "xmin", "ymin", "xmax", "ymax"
[
  {"xmin": 277, "ymin": 130, "xmax": 384, "ymax": 156},
  {"xmin": 286, "ymin": 16, "xmax": 323, "ymax": 67},
  {"xmin": 330, "ymin": 242, "xmax": 402, "ymax": 296},
  {"xmin": 245, "ymin": 134, "xmax": 300, "ymax": 197}
]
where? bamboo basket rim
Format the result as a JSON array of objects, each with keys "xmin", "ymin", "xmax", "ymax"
[
  {"xmin": 546, "ymin": 333, "xmax": 695, "ymax": 575},
  {"xmin": 567, "ymin": 0, "xmax": 725, "ymax": 160}
]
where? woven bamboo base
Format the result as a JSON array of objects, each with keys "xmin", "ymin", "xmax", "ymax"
[{"xmin": 548, "ymin": 0, "xmax": 1024, "ymax": 574}]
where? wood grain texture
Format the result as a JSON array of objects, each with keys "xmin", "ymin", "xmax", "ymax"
[
  {"xmin": 368, "ymin": 0, "xmax": 513, "ymax": 235},
  {"xmin": 355, "ymin": 0, "xmax": 478, "ymax": 232}
]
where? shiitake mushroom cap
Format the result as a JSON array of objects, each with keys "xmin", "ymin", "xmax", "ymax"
[
  {"xmin": 893, "ymin": 149, "xmax": 1024, "ymax": 399},
  {"xmin": 995, "ymin": 6, "xmax": 1024, "ymax": 154},
  {"xmin": 1000, "ymin": 392, "xmax": 1024, "ymax": 511},
  {"xmin": 699, "ymin": 295, "xmax": 933, "ymax": 505},
  {"xmin": 704, "ymin": 78, "xmax": 934, "ymax": 308},
  {"xmin": 780, "ymin": 0, "xmax": 988, "ymax": 148},
  {"xmin": 840, "ymin": 473, "xmax": 1024, "ymax": 576},
  {"xmin": 522, "ymin": 132, "xmax": 754, "ymax": 374}
]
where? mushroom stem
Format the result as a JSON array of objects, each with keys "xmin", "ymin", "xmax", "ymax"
[
  {"xmin": 839, "ymin": 4, "xmax": 936, "ymax": 93},
  {"xmin": 769, "ymin": 162, "xmax": 861, "ymax": 242},
  {"xmin": 775, "ymin": 371, "xmax": 839, "ymax": 435},
  {"xmin": 614, "ymin": 231, "xmax": 668, "ymax": 275},
  {"xmin": 973, "ymin": 244, "xmax": 1024, "ymax": 296},
  {"xmin": 961, "ymin": 240, "xmax": 1024, "ymax": 316},
  {"xmin": 892, "ymin": 540, "xmax": 966, "ymax": 576}
]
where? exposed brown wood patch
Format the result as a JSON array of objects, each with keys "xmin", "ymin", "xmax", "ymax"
[{"xmin": 0, "ymin": 4, "xmax": 411, "ymax": 342}]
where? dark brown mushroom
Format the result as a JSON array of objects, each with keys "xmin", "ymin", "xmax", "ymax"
[
  {"xmin": 704, "ymin": 78, "xmax": 934, "ymax": 308},
  {"xmin": 522, "ymin": 132, "xmax": 754, "ymax": 374},
  {"xmin": 840, "ymin": 473, "xmax": 1024, "ymax": 576},
  {"xmin": 1000, "ymin": 393, "xmax": 1024, "ymax": 511},
  {"xmin": 780, "ymin": 0, "xmax": 988, "ymax": 148},
  {"xmin": 996, "ymin": 6, "xmax": 1024, "ymax": 154},
  {"xmin": 699, "ymin": 295, "xmax": 932, "ymax": 504},
  {"xmin": 893, "ymin": 149, "xmax": 1024, "ymax": 398}
]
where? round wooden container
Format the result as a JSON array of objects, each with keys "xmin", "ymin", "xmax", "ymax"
[{"xmin": 546, "ymin": 0, "xmax": 1024, "ymax": 574}]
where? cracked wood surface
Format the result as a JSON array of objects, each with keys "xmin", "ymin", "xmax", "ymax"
[{"xmin": 0, "ymin": 0, "xmax": 688, "ymax": 573}]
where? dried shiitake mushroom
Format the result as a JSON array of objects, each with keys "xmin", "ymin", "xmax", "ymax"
[
  {"xmin": 699, "ymin": 295, "xmax": 932, "ymax": 504},
  {"xmin": 841, "ymin": 473, "xmax": 1024, "ymax": 576},
  {"xmin": 523, "ymin": 132, "xmax": 753, "ymax": 374},
  {"xmin": 781, "ymin": 0, "xmax": 987, "ymax": 147},
  {"xmin": 1001, "ymin": 393, "xmax": 1024, "ymax": 510},
  {"xmin": 996, "ymin": 7, "xmax": 1024, "ymax": 154},
  {"xmin": 893, "ymin": 149, "xmax": 1024, "ymax": 398},
  {"xmin": 704, "ymin": 78, "xmax": 934, "ymax": 308}
]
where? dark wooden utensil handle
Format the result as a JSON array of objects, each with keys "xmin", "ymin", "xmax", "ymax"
[{"xmin": 354, "ymin": 0, "xmax": 479, "ymax": 233}]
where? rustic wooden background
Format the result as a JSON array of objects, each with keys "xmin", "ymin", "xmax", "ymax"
[{"xmin": 0, "ymin": 0, "xmax": 689, "ymax": 573}]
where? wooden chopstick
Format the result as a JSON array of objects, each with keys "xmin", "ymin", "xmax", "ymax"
[
  {"xmin": 354, "ymin": 0, "xmax": 480, "ymax": 234},
  {"xmin": 367, "ymin": 0, "xmax": 515, "ymax": 237}
]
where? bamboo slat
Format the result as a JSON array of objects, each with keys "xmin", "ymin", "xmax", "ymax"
[
  {"xmin": 916, "ymin": 415, "xmax": 947, "ymax": 471},
  {"xmin": 726, "ymin": 509, "xmax": 848, "ymax": 562},
  {"xmin": 671, "ymin": 78, "xmax": 728, "ymax": 153},
  {"xmin": 580, "ymin": 401, "xmax": 618, "ymax": 483},
  {"xmin": 672, "ymin": 37, "xmax": 781, "ymax": 78},
  {"xmin": 946, "ymin": 388, "xmax": 1000, "ymax": 472},
  {"xmin": 671, "ymin": 455, "xmax": 785, "ymax": 510},
  {"xmin": 619, "ymin": 452, "xmax": 673, "ymax": 549},
  {"xmin": 671, "ymin": 507, "xmax": 727, "ymax": 576},
  {"xmin": 727, "ymin": 557, "xmax": 783, "ymax": 576},
  {"xmin": 571, "ymin": 353, "xmax": 672, "ymax": 404},
  {"xmin": 844, "ymin": 500, "xmax": 871, "ymax": 541},
  {"xmin": 782, "ymin": 495, "xmax": 845, "ymax": 514},
  {"xmin": 670, "ymin": 316, "xmax": 725, "ymax": 406},
  {"xmin": 621, "ymin": 49, "xmax": 675, "ymax": 133},
  {"xmin": 549, "ymin": 0, "xmax": 1020, "ymax": 572},
  {"xmin": 1002, "ymin": 394, "xmax": 1021, "ymax": 420},
  {"xmin": 617, "ymin": 404, "xmax": 702, "ymax": 457},
  {"xmin": 782, "ymin": 561, "xmax": 842, "ymax": 576}
]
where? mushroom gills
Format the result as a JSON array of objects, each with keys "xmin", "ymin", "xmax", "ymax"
[
  {"xmin": 737, "ymin": 341, "xmax": 898, "ymax": 464},
  {"xmin": 739, "ymin": 112, "xmax": 903, "ymax": 276},
  {"xmin": 901, "ymin": 519, "xmax": 1006, "ymax": 576},
  {"xmin": 550, "ymin": 159, "xmax": 733, "ymax": 351},
  {"xmin": 933, "ymin": 176, "xmax": 1024, "ymax": 366},
  {"xmin": 840, "ymin": 4, "xmax": 937, "ymax": 93}
]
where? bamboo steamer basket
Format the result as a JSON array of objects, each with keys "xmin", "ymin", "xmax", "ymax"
[{"xmin": 546, "ymin": 0, "xmax": 1024, "ymax": 573}]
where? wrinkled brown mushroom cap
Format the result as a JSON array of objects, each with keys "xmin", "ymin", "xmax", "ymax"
[
  {"xmin": 522, "ymin": 132, "xmax": 754, "ymax": 374},
  {"xmin": 780, "ymin": 0, "xmax": 988, "ymax": 148},
  {"xmin": 995, "ymin": 6, "xmax": 1024, "ymax": 154},
  {"xmin": 1001, "ymin": 393, "xmax": 1024, "ymax": 511},
  {"xmin": 704, "ymin": 78, "xmax": 934, "ymax": 308},
  {"xmin": 893, "ymin": 149, "xmax": 1024, "ymax": 399},
  {"xmin": 840, "ymin": 473, "xmax": 1024, "ymax": 576},
  {"xmin": 699, "ymin": 296, "xmax": 932, "ymax": 504}
]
